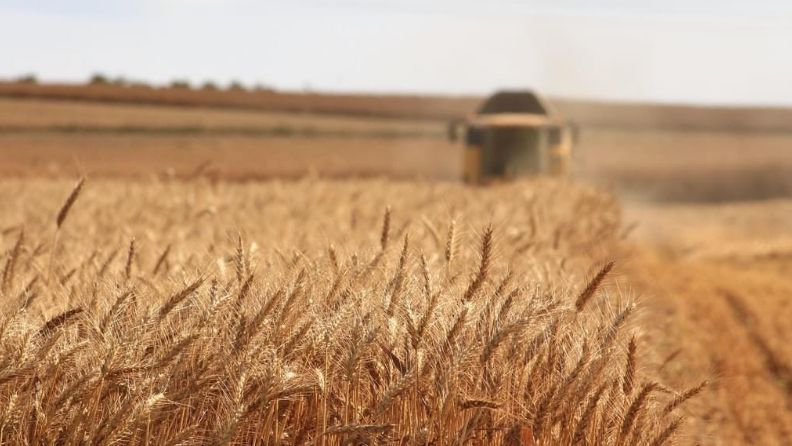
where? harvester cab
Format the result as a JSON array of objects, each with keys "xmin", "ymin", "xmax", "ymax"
[{"xmin": 448, "ymin": 91, "xmax": 577, "ymax": 183}]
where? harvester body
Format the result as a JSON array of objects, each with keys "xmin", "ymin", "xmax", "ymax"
[{"xmin": 451, "ymin": 91, "xmax": 575, "ymax": 183}]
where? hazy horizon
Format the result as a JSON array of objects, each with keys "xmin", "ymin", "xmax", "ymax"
[{"xmin": 2, "ymin": 1, "xmax": 791, "ymax": 107}]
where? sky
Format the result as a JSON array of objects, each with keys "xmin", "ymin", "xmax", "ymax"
[{"xmin": 2, "ymin": 0, "xmax": 792, "ymax": 106}]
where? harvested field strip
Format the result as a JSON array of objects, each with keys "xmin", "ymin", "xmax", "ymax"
[
  {"xmin": 0, "ymin": 125, "xmax": 443, "ymax": 139},
  {"xmin": 627, "ymin": 247, "xmax": 792, "ymax": 446},
  {"xmin": 0, "ymin": 97, "xmax": 442, "ymax": 134},
  {"xmin": 0, "ymin": 83, "xmax": 477, "ymax": 120}
]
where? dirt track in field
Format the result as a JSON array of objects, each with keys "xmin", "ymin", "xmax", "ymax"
[{"xmin": 623, "ymin": 201, "xmax": 792, "ymax": 445}]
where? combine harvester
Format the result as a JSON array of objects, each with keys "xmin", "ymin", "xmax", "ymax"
[{"xmin": 449, "ymin": 90, "xmax": 577, "ymax": 183}]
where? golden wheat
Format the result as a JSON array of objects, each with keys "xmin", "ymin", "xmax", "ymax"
[{"xmin": 0, "ymin": 177, "xmax": 700, "ymax": 445}]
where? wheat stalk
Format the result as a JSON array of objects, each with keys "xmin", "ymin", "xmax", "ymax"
[
  {"xmin": 623, "ymin": 335, "xmax": 637, "ymax": 395},
  {"xmin": 56, "ymin": 178, "xmax": 85, "ymax": 229},
  {"xmin": 664, "ymin": 380, "xmax": 707, "ymax": 414},
  {"xmin": 444, "ymin": 219, "xmax": 456, "ymax": 265},
  {"xmin": 37, "ymin": 308, "xmax": 83, "ymax": 339},
  {"xmin": 648, "ymin": 416, "xmax": 684, "ymax": 446},
  {"xmin": 462, "ymin": 224, "xmax": 493, "ymax": 302},
  {"xmin": 124, "ymin": 238, "xmax": 135, "ymax": 280},
  {"xmin": 575, "ymin": 261, "xmax": 614, "ymax": 311},
  {"xmin": 158, "ymin": 277, "xmax": 204, "ymax": 320},
  {"xmin": 618, "ymin": 382, "xmax": 658, "ymax": 443},
  {"xmin": 380, "ymin": 206, "xmax": 391, "ymax": 251},
  {"xmin": 1, "ymin": 229, "xmax": 23, "ymax": 292}
]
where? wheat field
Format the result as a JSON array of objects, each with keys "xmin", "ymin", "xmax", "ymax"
[{"xmin": 0, "ymin": 177, "xmax": 702, "ymax": 445}]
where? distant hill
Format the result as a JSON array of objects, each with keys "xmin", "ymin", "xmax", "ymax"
[
  {"xmin": 0, "ymin": 82, "xmax": 478, "ymax": 121},
  {"xmin": 2, "ymin": 82, "xmax": 791, "ymax": 132}
]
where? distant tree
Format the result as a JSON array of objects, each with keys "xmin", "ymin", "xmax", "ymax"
[
  {"xmin": 89, "ymin": 73, "xmax": 109, "ymax": 85},
  {"xmin": 16, "ymin": 74, "xmax": 37, "ymax": 84},
  {"xmin": 202, "ymin": 81, "xmax": 218, "ymax": 91},
  {"xmin": 112, "ymin": 76, "xmax": 128, "ymax": 87},
  {"xmin": 128, "ymin": 81, "xmax": 152, "ymax": 89},
  {"xmin": 227, "ymin": 80, "xmax": 246, "ymax": 91},
  {"xmin": 170, "ymin": 79, "xmax": 191, "ymax": 89},
  {"xmin": 252, "ymin": 83, "xmax": 274, "ymax": 92}
]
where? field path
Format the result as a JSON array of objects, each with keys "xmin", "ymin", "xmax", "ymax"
[{"xmin": 622, "ymin": 201, "xmax": 792, "ymax": 445}]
